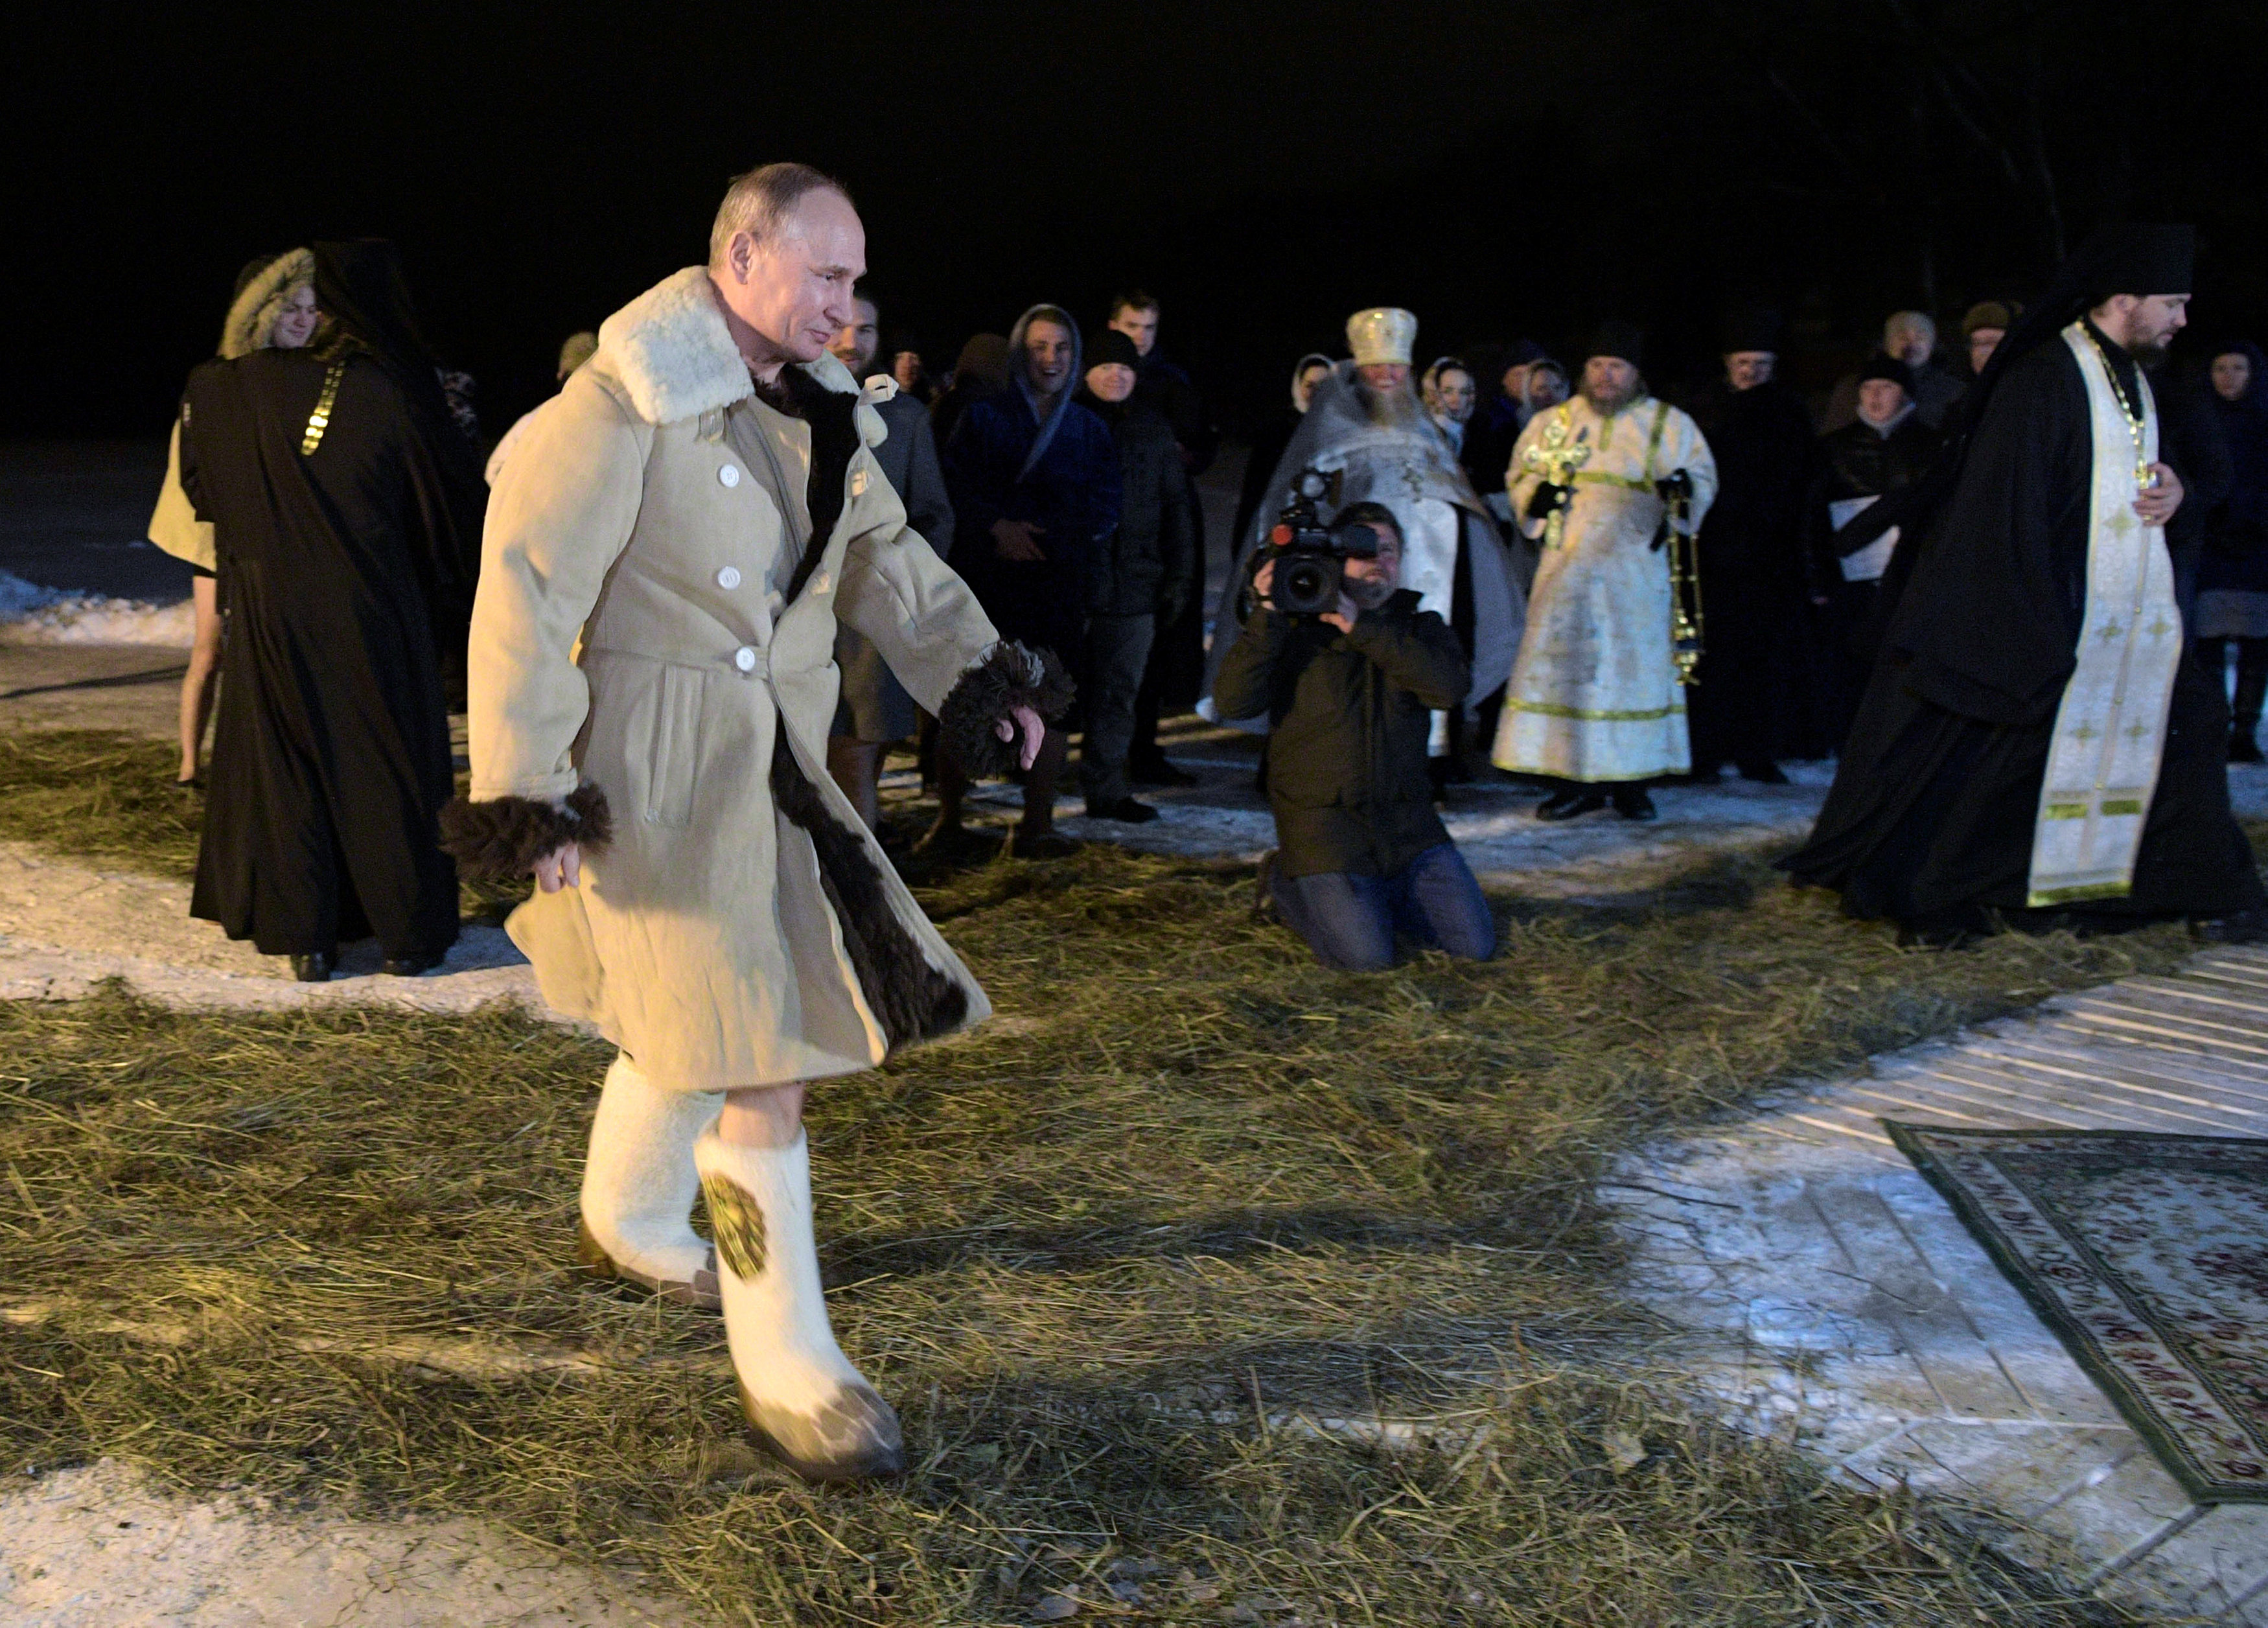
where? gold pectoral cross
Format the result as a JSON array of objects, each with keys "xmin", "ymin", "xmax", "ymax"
[{"xmin": 1522, "ymin": 408, "xmax": 1590, "ymax": 550}]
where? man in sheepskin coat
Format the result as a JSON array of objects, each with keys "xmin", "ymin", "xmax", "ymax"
[{"xmin": 443, "ymin": 164, "xmax": 1066, "ymax": 1482}]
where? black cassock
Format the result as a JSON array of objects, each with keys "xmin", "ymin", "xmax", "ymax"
[
  {"xmin": 1781, "ymin": 323, "xmax": 2263, "ymax": 928},
  {"xmin": 179, "ymin": 348, "xmax": 469, "ymax": 958},
  {"xmin": 1684, "ymin": 378, "xmax": 1818, "ymax": 771}
]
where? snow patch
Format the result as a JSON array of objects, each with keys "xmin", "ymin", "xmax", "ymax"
[
  {"xmin": 0, "ymin": 1457, "xmax": 691, "ymax": 1625},
  {"xmin": 0, "ymin": 569, "xmax": 193, "ymax": 647}
]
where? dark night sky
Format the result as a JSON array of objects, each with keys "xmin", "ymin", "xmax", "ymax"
[{"xmin": 12, "ymin": 1, "xmax": 2267, "ymax": 439}]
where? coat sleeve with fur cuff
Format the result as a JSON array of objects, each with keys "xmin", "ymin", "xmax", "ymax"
[
  {"xmin": 829, "ymin": 511, "xmax": 1006, "ymax": 717},
  {"xmin": 938, "ymin": 642, "xmax": 1076, "ymax": 779},
  {"xmin": 439, "ymin": 782, "xmax": 614, "ymax": 880},
  {"xmin": 829, "ymin": 485, "xmax": 1074, "ymax": 777},
  {"xmin": 464, "ymin": 376, "xmax": 649, "ymax": 804}
]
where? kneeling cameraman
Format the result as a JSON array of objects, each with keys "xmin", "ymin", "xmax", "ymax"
[{"xmin": 1214, "ymin": 501, "xmax": 1497, "ymax": 971}]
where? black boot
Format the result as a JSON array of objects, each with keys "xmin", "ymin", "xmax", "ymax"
[
  {"xmin": 2193, "ymin": 909, "xmax": 2268, "ymax": 945},
  {"xmin": 2232, "ymin": 641, "xmax": 2268, "ymax": 763},
  {"xmin": 289, "ymin": 949, "xmax": 337, "ymax": 983},
  {"xmin": 1536, "ymin": 789, "xmax": 1609, "ymax": 821},
  {"xmin": 1611, "ymin": 785, "xmax": 1658, "ymax": 820},
  {"xmin": 1129, "ymin": 756, "xmax": 1198, "ymax": 788}
]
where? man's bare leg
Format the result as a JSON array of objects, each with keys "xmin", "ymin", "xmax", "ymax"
[
  {"xmin": 717, "ymin": 1082, "xmax": 805, "ymax": 1148},
  {"xmin": 697, "ymin": 1080, "xmax": 904, "ymax": 1480},
  {"xmin": 176, "ymin": 574, "xmax": 221, "ymax": 784}
]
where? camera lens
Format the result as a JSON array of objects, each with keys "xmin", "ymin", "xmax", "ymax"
[{"xmin": 1279, "ymin": 557, "xmax": 1334, "ymax": 615}]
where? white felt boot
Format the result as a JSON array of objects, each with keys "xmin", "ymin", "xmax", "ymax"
[
  {"xmin": 694, "ymin": 1129, "xmax": 906, "ymax": 1481},
  {"xmin": 576, "ymin": 1054, "xmax": 723, "ymax": 1307}
]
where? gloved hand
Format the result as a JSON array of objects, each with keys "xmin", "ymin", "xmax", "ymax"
[
  {"xmin": 1655, "ymin": 469, "xmax": 1694, "ymax": 504},
  {"xmin": 1525, "ymin": 482, "xmax": 1571, "ymax": 521}
]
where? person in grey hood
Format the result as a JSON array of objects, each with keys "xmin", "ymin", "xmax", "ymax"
[{"xmin": 933, "ymin": 303, "xmax": 1122, "ymax": 855}]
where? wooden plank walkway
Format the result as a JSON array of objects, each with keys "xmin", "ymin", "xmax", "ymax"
[{"xmin": 1609, "ymin": 944, "xmax": 2268, "ymax": 1623}]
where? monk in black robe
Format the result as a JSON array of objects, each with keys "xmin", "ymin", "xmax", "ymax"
[
  {"xmin": 1684, "ymin": 311, "xmax": 1818, "ymax": 780},
  {"xmin": 179, "ymin": 240, "xmax": 483, "ymax": 979},
  {"xmin": 1783, "ymin": 225, "xmax": 2265, "ymax": 944}
]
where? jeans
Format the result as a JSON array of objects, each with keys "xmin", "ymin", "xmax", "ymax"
[
  {"xmin": 1078, "ymin": 612, "xmax": 1155, "ymax": 807},
  {"xmin": 1270, "ymin": 842, "xmax": 1497, "ymax": 971}
]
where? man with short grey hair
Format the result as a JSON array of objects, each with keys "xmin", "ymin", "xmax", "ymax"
[
  {"xmin": 449, "ymin": 161, "xmax": 1065, "ymax": 1482},
  {"xmin": 1826, "ymin": 308, "xmax": 1963, "ymax": 430},
  {"xmin": 706, "ymin": 161, "xmax": 844, "ymax": 266}
]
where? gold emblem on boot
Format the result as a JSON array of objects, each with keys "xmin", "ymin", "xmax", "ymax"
[
  {"xmin": 699, "ymin": 1172, "xmax": 769, "ymax": 1279},
  {"xmin": 737, "ymin": 1375, "xmax": 908, "ymax": 1483}
]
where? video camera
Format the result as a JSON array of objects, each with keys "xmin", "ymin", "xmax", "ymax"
[{"xmin": 1260, "ymin": 468, "xmax": 1379, "ymax": 618}]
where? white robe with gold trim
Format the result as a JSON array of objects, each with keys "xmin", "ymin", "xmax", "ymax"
[{"xmin": 1492, "ymin": 395, "xmax": 1717, "ymax": 782}]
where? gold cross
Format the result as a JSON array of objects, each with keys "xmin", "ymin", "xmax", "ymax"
[
  {"xmin": 2105, "ymin": 509, "xmax": 2136, "ymax": 540},
  {"xmin": 1521, "ymin": 408, "xmax": 1591, "ymax": 550},
  {"xmin": 2096, "ymin": 620, "xmax": 2125, "ymax": 644},
  {"xmin": 2127, "ymin": 721, "xmax": 2150, "ymax": 741},
  {"xmin": 1523, "ymin": 408, "xmax": 1591, "ymax": 486},
  {"xmin": 2072, "ymin": 722, "xmax": 2100, "ymax": 743},
  {"xmin": 2146, "ymin": 615, "xmax": 2175, "ymax": 640}
]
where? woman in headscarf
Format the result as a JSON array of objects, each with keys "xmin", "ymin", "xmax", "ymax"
[
  {"xmin": 147, "ymin": 252, "xmax": 321, "ymax": 786},
  {"xmin": 931, "ymin": 304, "xmax": 1120, "ymax": 855},
  {"xmin": 1231, "ymin": 353, "xmax": 1333, "ymax": 553},
  {"xmin": 2195, "ymin": 342, "xmax": 2268, "ymax": 759},
  {"xmin": 178, "ymin": 238, "xmax": 486, "ymax": 980},
  {"xmin": 1420, "ymin": 356, "xmax": 1477, "ymax": 453}
]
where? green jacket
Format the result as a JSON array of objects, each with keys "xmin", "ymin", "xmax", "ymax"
[{"xmin": 1212, "ymin": 590, "xmax": 1468, "ymax": 878}]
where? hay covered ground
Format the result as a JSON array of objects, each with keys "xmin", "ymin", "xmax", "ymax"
[{"xmin": 0, "ymin": 728, "xmax": 2203, "ymax": 1625}]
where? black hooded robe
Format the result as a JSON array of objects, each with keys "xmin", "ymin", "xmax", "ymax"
[
  {"xmin": 179, "ymin": 347, "xmax": 465, "ymax": 958},
  {"xmin": 1781, "ymin": 324, "xmax": 2263, "ymax": 927},
  {"xmin": 1684, "ymin": 377, "xmax": 1819, "ymax": 772}
]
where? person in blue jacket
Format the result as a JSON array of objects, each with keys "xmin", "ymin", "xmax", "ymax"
[{"xmin": 930, "ymin": 303, "xmax": 1122, "ymax": 855}]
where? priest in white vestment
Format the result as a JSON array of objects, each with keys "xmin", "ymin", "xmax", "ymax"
[
  {"xmin": 1493, "ymin": 321, "xmax": 1717, "ymax": 819},
  {"xmin": 1205, "ymin": 308, "xmax": 1522, "ymax": 777},
  {"xmin": 1781, "ymin": 222, "xmax": 2268, "ymax": 945}
]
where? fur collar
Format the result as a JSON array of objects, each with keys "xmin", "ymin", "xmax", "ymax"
[
  {"xmin": 219, "ymin": 248, "xmax": 314, "ymax": 360},
  {"xmin": 595, "ymin": 266, "xmax": 862, "ymax": 426}
]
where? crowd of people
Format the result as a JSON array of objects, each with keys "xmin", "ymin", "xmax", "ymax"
[
  {"xmin": 132, "ymin": 166, "xmax": 2268, "ymax": 1486},
  {"xmin": 146, "ymin": 213, "xmax": 2268, "ymax": 981}
]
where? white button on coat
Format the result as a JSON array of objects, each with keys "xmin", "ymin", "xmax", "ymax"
[
  {"xmin": 732, "ymin": 646, "xmax": 758, "ymax": 673},
  {"xmin": 715, "ymin": 566, "xmax": 741, "ymax": 590},
  {"xmin": 718, "ymin": 464, "xmax": 741, "ymax": 488}
]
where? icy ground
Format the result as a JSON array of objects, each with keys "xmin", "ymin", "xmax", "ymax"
[
  {"xmin": 10, "ymin": 440, "xmax": 2268, "ymax": 1621},
  {"xmin": 0, "ymin": 440, "xmax": 193, "ymax": 650},
  {"xmin": 0, "ymin": 568, "xmax": 196, "ymax": 646},
  {"xmin": 0, "ymin": 1459, "xmax": 690, "ymax": 1627}
]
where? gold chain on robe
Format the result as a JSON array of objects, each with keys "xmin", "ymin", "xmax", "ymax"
[{"xmin": 299, "ymin": 360, "xmax": 347, "ymax": 456}]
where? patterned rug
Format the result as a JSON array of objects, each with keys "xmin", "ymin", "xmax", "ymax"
[{"xmin": 1887, "ymin": 1123, "xmax": 2268, "ymax": 1504}]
